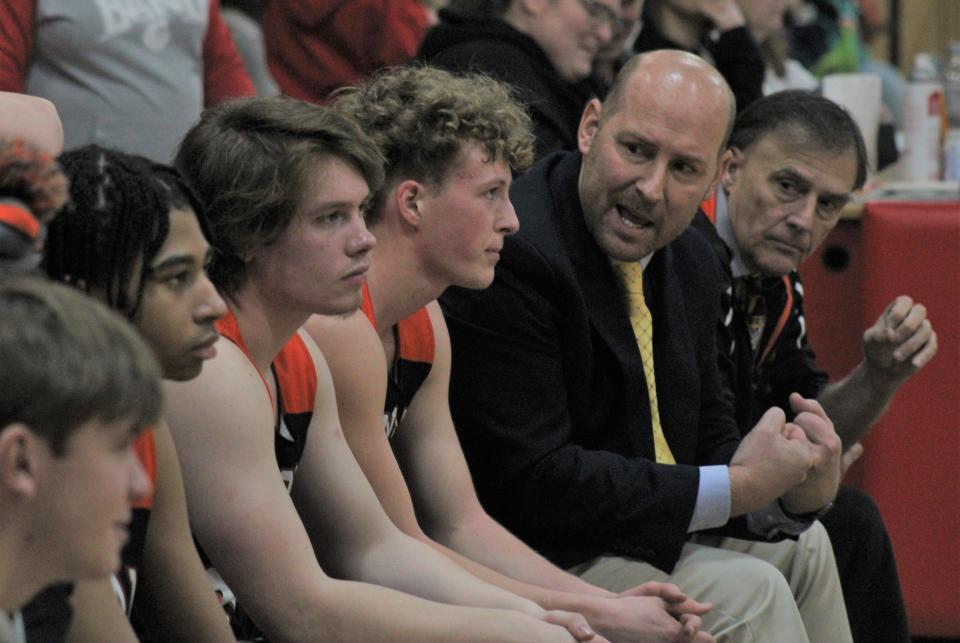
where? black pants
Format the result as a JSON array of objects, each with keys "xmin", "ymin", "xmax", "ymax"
[{"xmin": 820, "ymin": 485, "xmax": 910, "ymax": 643}]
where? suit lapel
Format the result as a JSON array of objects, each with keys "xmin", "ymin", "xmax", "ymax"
[
  {"xmin": 547, "ymin": 155, "xmax": 652, "ymax": 454},
  {"xmin": 547, "ymin": 154, "xmax": 700, "ymax": 459}
]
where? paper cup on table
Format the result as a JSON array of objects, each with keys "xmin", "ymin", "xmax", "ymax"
[{"xmin": 822, "ymin": 73, "xmax": 882, "ymax": 172}]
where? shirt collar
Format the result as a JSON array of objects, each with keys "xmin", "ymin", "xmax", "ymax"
[{"xmin": 714, "ymin": 189, "xmax": 753, "ymax": 279}]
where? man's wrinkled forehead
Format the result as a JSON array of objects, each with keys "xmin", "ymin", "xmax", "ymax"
[{"xmin": 744, "ymin": 128, "xmax": 859, "ymax": 191}]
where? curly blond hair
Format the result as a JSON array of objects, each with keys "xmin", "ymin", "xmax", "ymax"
[{"xmin": 332, "ymin": 65, "xmax": 534, "ymax": 222}]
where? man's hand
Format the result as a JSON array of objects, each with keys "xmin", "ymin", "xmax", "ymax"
[
  {"xmin": 841, "ymin": 442, "xmax": 864, "ymax": 478},
  {"xmin": 862, "ymin": 295, "xmax": 937, "ymax": 390},
  {"xmin": 692, "ymin": 0, "xmax": 746, "ymax": 31},
  {"xmin": 729, "ymin": 406, "xmax": 814, "ymax": 516},
  {"xmin": 779, "ymin": 394, "xmax": 842, "ymax": 515}
]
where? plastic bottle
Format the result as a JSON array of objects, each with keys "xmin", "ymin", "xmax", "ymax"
[
  {"xmin": 942, "ymin": 43, "xmax": 960, "ymax": 181},
  {"xmin": 902, "ymin": 52, "xmax": 944, "ymax": 181},
  {"xmin": 944, "ymin": 42, "xmax": 960, "ymax": 127}
]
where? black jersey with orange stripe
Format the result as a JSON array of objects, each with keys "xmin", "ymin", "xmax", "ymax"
[
  {"xmin": 216, "ymin": 309, "xmax": 317, "ymax": 483},
  {"xmin": 359, "ymin": 284, "xmax": 435, "ymax": 439}
]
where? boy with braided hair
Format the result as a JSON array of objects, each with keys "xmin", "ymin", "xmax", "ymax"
[{"xmin": 38, "ymin": 145, "xmax": 234, "ymax": 642}]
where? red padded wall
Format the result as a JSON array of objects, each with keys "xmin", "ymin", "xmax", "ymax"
[{"xmin": 858, "ymin": 201, "xmax": 960, "ymax": 637}]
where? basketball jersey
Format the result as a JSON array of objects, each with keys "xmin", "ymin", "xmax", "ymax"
[{"xmin": 359, "ymin": 284, "xmax": 435, "ymax": 439}]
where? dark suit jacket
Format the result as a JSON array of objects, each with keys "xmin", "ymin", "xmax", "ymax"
[{"xmin": 441, "ymin": 152, "xmax": 745, "ymax": 572}]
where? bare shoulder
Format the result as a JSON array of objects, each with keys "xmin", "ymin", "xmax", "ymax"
[
  {"xmin": 303, "ymin": 312, "xmax": 388, "ymax": 406},
  {"xmin": 305, "ymin": 310, "xmax": 383, "ymax": 367},
  {"xmin": 163, "ymin": 338, "xmax": 274, "ymax": 466}
]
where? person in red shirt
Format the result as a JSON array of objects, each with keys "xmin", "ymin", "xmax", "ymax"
[{"xmin": 262, "ymin": 1, "xmax": 432, "ymax": 104}]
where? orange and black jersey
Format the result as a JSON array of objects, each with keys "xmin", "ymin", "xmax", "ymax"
[
  {"xmin": 216, "ymin": 310, "xmax": 317, "ymax": 484},
  {"xmin": 359, "ymin": 284, "xmax": 435, "ymax": 439}
]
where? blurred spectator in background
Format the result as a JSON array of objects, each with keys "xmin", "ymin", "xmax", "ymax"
[
  {"xmin": 0, "ymin": 0, "xmax": 254, "ymax": 162},
  {"xmin": 634, "ymin": 0, "xmax": 764, "ymax": 112},
  {"xmin": 787, "ymin": 0, "xmax": 903, "ymax": 126},
  {"xmin": 221, "ymin": 0, "xmax": 280, "ymax": 96},
  {"xmin": 734, "ymin": 0, "xmax": 818, "ymax": 94},
  {"xmin": 592, "ymin": 0, "xmax": 645, "ymax": 91},
  {"xmin": 419, "ymin": 0, "xmax": 618, "ymax": 160},
  {"xmin": 262, "ymin": 1, "xmax": 435, "ymax": 104}
]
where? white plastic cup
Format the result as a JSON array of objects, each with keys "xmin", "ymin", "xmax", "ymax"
[{"xmin": 822, "ymin": 73, "xmax": 883, "ymax": 173}]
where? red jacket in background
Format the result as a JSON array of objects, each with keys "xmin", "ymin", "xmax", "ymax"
[{"xmin": 262, "ymin": 1, "xmax": 429, "ymax": 103}]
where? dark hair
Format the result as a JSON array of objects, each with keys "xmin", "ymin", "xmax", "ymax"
[
  {"xmin": 0, "ymin": 277, "xmax": 162, "ymax": 456},
  {"xmin": 333, "ymin": 65, "xmax": 534, "ymax": 223},
  {"xmin": 43, "ymin": 145, "xmax": 203, "ymax": 318},
  {"xmin": 175, "ymin": 96, "xmax": 385, "ymax": 295},
  {"xmin": 728, "ymin": 90, "xmax": 869, "ymax": 189}
]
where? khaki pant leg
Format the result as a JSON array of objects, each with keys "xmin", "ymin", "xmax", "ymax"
[
  {"xmin": 706, "ymin": 521, "xmax": 853, "ymax": 643},
  {"xmin": 569, "ymin": 542, "xmax": 810, "ymax": 643}
]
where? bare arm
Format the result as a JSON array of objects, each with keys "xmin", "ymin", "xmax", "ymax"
[
  {"xmin": 66, "ymin": 423, "xmax": 234, "ymax": 642},
  {"xmin": 289, "ymin": 332, "xmax": 600, "ymax": 640},
  {"xmin": 818, "ymin": 296, "xmax": 937, "ymax": 447},
  {"xmin": 165, "ymin": 333, "xmax": 581, "ymax": 643},
  {"xmin": 0, "ymin": 92, "xmax": 63, "ymax": 154},
  {"xmin": 133, "ymin": 421, "xmax": 235, "ymax": 641},
  {"xmin": 66, "ymin": 579, "xmax": 138, "ymax": 643},
  {"xmin": 308, "ymin": 307, "xmax": 712, "ymax": 643}
]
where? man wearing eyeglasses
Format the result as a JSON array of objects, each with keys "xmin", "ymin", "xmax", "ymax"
[
  {"xmin": 692, "ymin": 90, "xmax": 936, "ymax": 643},
  {"xmin": 420, "ymin": 0, "xmax": 620, "ymax": 160}
]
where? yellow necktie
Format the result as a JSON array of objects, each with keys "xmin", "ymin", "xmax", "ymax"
[{"xmin": 613, "ymin": 261, "xmax": 676, "ymax": 464}]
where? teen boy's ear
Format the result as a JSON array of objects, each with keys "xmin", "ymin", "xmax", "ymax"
[
  {"xmin": 0, "ymin": 425, "xmax": 40, "ymax": 499},
  {"xmin": 395, "ymin": 179, "xmax": 427, "ymax": 228}
]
